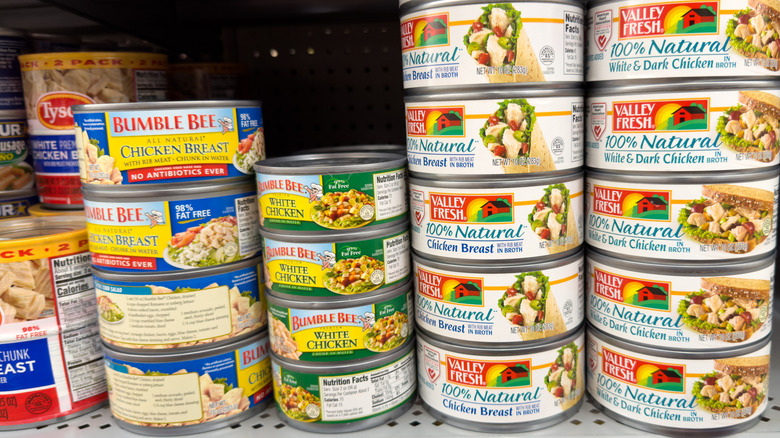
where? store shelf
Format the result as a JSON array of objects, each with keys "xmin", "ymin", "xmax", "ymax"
[{"xmin": 11, "ymin": 312, "xmax": 780, "ymax": 438}]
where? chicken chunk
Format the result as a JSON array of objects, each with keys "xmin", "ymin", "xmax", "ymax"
[
  {"xmin": 686, "ymin": 304, "xmax": 706, "ymax": 318},
  {"xmin": 687, "ymin": 213, "xmax": 707, "ymax": 227},
  {"xmin": 486, "ymin": 35, "xmax": 507, "ymax": 67},
  {"xmin": 505, "ymin": 103, "xmax": 525, "ymax": 126},
  {"xmin": 489, "ymin": 7, "xmax": 511, "ymax": 33}
]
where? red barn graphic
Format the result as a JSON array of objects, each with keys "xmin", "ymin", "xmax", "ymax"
[
  {"xmin": 651, "ymin": 368, "xmax": 682, "ymax": 385},
  {"xmin": 636, "ymin": 196, "xmax": 667, "ymax": 214},
  {"xmin": 453, "ymin": 282, "xmax": 481, "ymax": 299},
  {"xmin": 672, "ymin": 105, "xmax": 707, "ymax": 125},
  {"xmin": 423, "ymin": 20, "xmax": 447, "ymax": 41},
  {"xmin": 499, "ymin": 365, "xmax": 529, "ymax": 384},
  {"xmin": 636, "ymin": 285, "xmax": 668, "ymax": 303},
  {"xmin": 436, "ymin": 112, "xmax": 462, "ymax": 131},
  {"xmin": 481, "ymin": 198, "xmax": 511, "ymax": 217},
  {"xmin": 682, "ymin": 8, "xmax": 716, "ymax": 29}
]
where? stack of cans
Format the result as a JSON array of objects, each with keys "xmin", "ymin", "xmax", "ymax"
[
  {"xmin": 254, "ymin": 153, "xmax": 417, "ymax": 432},
  {"xmin": 400, "ymin": 0, "xmax": 587, "ymax": 431},
  {"xmin": 75, "ymin": 101, "xmax": 272, "ymax": 434},
  {"xmin": 585, "ymin": 0, "xmax": 777, "ymax": 435}
]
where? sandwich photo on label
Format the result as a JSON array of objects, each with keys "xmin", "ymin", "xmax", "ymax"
[
  {"xmin": 679, "ymin": 184, "xmax": 773, "ymax": 254},
  {"xmin": 678, "ymin": 277, "xmax": 770, "ymax": 342},
  {"xmin": 727, "ymin": 0, "xmax": 780, "ymax": 71},
  {"xmin": 480, "ymin": 98, "xmax": 556, "ymax": 173},
  {"xmin": 463, "ymin": 3, "xmax": 544, "ymax": 83},
  {"xmin": 717, "ymin": 91, "xmax": 780, "ymax": 162},
  {"xmin": 693, "ymin": 355, "xmax": 769, "ymax": 418},
  {"xmin": 529, "ymin": 183, "xmax": 580, "ymax": 254}
]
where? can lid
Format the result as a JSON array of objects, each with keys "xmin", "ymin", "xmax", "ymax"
[
  {"xmin": 255, "ymin": 152, "xmax": 407, "ymax": 175},
  {"xmin": 587, "ymin": 167, "xmax": 780, "ymax": 184},
  {"xmin": 92, "ymin": 255, "xmax": 262, "ymax": 282},
  {"xmin": 587, "ymin": 248, "xmax": 776, "ymax": 275},
  {"xmin": 587, "ymin": 78, "xmax": 780, "ymax": 96},
  {"xmin": 0, "ymin": 216, "xmax": 85, "ymax": 242},
  {"xmin": 413, "ymin": 247, "xmax": 583, "ymax": 272},
  {"xmin": 418, "ymin": 325, "xmax": 584, "ymax": 356},
  {"xmin": 266, "ymin": 279, "xmax": 412, "ymax": 309},
  {"xmin": 260, "ymin": 220, "xmax": 409, "ymax": 243},
  {"xmin": 81, "ymin": 177, "xmax": 255, "ymax": 200},
  {"xmin": 0, "ymin": 188, "xmax": 37, "ymax": 200},
  {"xmin": 272, "ymin": 334, "xmax": 415, "ymax": 373},
  {"xmin": 72, "ymin": 99, "xmax": 261, "ymax": 112},
  {"xmin": 405, "ymin": 84, "xmax": 585, "ymax": 101}
]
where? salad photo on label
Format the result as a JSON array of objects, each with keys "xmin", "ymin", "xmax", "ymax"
[
  {"xmin": 311, "ymin": 189, "xmax": 375, "ymax": 229},
  {"xmin": 234, "ymin": 127, "xmax": 265, "ymax": 173},
  {"xmin": 363, "ymin": 311, "xmax": 410, "ymax": 353},
  {"xmin": 727, "ymin": 0, "xmax": 780, "ymax": 71},
  {"xmin": 324, "ymin": 255, "xmax": 385, "ymax": 295},
  {"xmin": 166, "ymin": 216, "xmax": 243, "ymax": 268},
  {"xmin": 277, "ymin": 383, "xmax": 321, "ymax": 422},
  {"xmin": 692, "ymin": 355, "xmax": 769, "ymax": 418},
  {"xmin": 545, "ymin": 341, "xmax": 581, "ymax": 411},
  {"xmin": 717, "ymin": 91, "xmax": 780, "ymax": 162},
  {"xmin": 529, "ymin": 183, "xmax": 579, "ymax": 254}
]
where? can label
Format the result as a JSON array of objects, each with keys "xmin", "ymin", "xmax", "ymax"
[
  {"xmin": 587, "ymin": 88, "xmax": 780, "ymax": 171},
  {"xmin": 410, "ymin": 177, "xmax": 583, "ymax": 261},
  {"xmin": 414, "ymin": 255, "xmax": 583, "ymax": 343},
  {"xmin": 257, "ymin": 167, "xmax": 407, "ymax": 232},
  {"xmin": 74, "ymin": 106, "xmax": 264, "ymax": 186},
  {"xmin": 0, "ymin": 325, "xmax": 107, "ymax": 426},
  {"xmin": 272, "ymin": 348, "xmax": 416, "ymax": 423},
  {"xmin": 105, "ymin": 337, "xmax": 272, "ymax": 426},
  {"xmin": 0, "ymin": 162, "xmax": 33, "ymax": 193},
  {"xmin": 0, "ymin": 232, "xmax": 95, "ymax": 341},
  {"xmin": 0, "ymin": 191, "xmax": 38, "ymax": 219},
  {"xmin": 418, "ymin": 333, "xmax": 584, "ymax": 424},
  {"xmin": 0, "ymin": 35, "xmax": 28, "ymax": 111},
  {"xmin": 586, "ymin": 255, "xmax": 773, "ymax": 350},
  {"xmin": 263, "ymin": 230, "xmax": 410, "ymax": 297},
  {"xmin": 269, "ymin": 289, "xmax": 412, "ymax": 362},
  {"xmin": 587, "ymin": 332, "xmax": 771, "ymax": 429},
  {"xmin": 587, "ymin": 0, "xmax": 780, "ymax": 81},
  {"xmin": 405, "ymin": 95, "xmax": 584, "ymax": 176},
  {"xmin": 400, "ymin": 2, "xmax": 584, "ymax": 88},
  {"xmin": 586, "ymin": 175, "xmax": 779, "ymax": 260},
  {"xmin": 0, "ymin": 118, "xmax": 29, "ymax": 166},
  {"xmin": 93, "ymin": 264, "xmax": 266, "ymax": 349},
  {"xmin": 29, "ymin": 131, "xmax": 81, "ymax": 205},
  {"xmin": 84, "ymin": 190, "xmax": 261, "ymax": 272}
]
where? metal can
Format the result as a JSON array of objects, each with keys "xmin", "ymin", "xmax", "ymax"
[
  {"xmin": 255, "ymin": 153, "xmax": 408, "ymax": 233},
  {"xmin": 587, "ymin": 0, "xmax": 780, "ymax": 82},
  {"xmin": 103, "ymin": 332, "xmax": 272, "ymax": 435},
  {"xmin": 413, "ymin": 249, "xmax": 583, "ymax": 345},
  {"xmin": 267, "ymin": 281, "xmax": 413, "ymax": 363},
  {"xmin": 586, "ymin": 248, "xmax": 774, "ymax": 351},
  {"xmin": 28, "ymin": 131, "xmax": 78, "ymax": 207},
  {"xmin": 72, "ymin": 101, "xmax": 265, "ymax": 186},
  {"xmin": 0, "ymin": 27, "xmax": 28, "ymax": 111},
  {"xmin": 91, "ymin": 256, "xmax": 266, "ymax": 352},
  {"xmin": 417, "ymin": 328, "xmax": 585, "ymax": 432},
  {"xmin": 0, "ymin": 216, "xmax": 96, "ymax": 338},
  {"xmin": 27, "ymin": 204, "xmax": 83, "ymax": 217},
  {"xmin": 261, "ymin": 222, "xmax": 410, "ymax": 298},
  {"xmin": 399, "ymin": 0, "xmax": 585, "ymax": 89},
  {"xmin": 586, "ymin": 168, "xmax": 779, "ymax": 261},
  {"xmin": 0, "ymin": 323, "xmax": 107, "ymax": 430},
  {"xmin": 0, "ymin": 111, "xmax": 29, "ymax": 167},
  {"xmin": 587, "ymin": 80, "xmax": 780, "ymax": 171},
  {"xmin": 271, "ymin": 340, "xmax": 416, "ymax": 432},
  {"xmin": 405, "ymin": 87, "xmax": 584, "ymax": 177},
  {"xmin": 587, "ymin": 325, "xmax": 771, "ymax": 435},
  {"xmin": 410, "ymin": 171, "xmax": 584, "ymax": 262},
  {"xmin": 82, "ymin": 179, "xmax": 261, "ymax": 272},
  {"xmin": 0, "ymin": 188, "xmax": 38, "ymax": 220}
]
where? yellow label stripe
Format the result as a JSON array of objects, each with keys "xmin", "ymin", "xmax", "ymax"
[
  {"xmin": 671, "ymin": 291, "xmax": 690, "ymax": 296},
  {"xmin": 711, "ymin": 107, "xmax": 730, "ymax": 111},
  {"xmin": 532, "ymin": 362, "xmax": 554, "ymax": 370},
  {"xmin": 514, "ymin": 191, "xmax": 583, "ymax": 206},
  {"xmin": 671, "ymin": 199, "xmax": 694, "ymax": 204},
  {"xmin": 451, "ymin": 18, "xmax": 564, "ymax": 26},
  {"xmin": 484, "ymin": 273, "xmax": 577, "ymax": 291},
  {"xmin": 465, "ymin": 112, "xmax": 571, "ymax": 119}
]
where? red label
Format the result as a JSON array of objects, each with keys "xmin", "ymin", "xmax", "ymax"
[
  {"xmin": 406, "ymin": 107, "xmax": 464, "ymax": 137},
  {"xmin": 430, "ymin": 193, "xmax": 513, "ymax": 223},
  {"xmin": 91, "ymin": 253, "xmax": 157, "ymax": 270},
  {"xmin": 592, "ymin": 185, "xmax": 671, "ymax": 221},
  {"xmin": 126, "ymin": 164, "xmax": 227, "ymax": 182},
  {"xmin": 35, "ymin": 174, "xmax": 82, "ymax": 205},
  {"xmin": 253, "ymin": 383, "xmax": 272, "ymax": 404},
  {"xmin": 593, "ymin": 268, "xmax": 672, "ymax": 310},
  {"xmin": 618, "ymin": 2, "xmax": 719, "ymax": 39},
  {"xmin": 417, "ymin": 267, "xmax": 483, "ymax": 304},
  {"xmin": 601, "ymin": 347, "xmax": 685, "ymax": 392},
  {"xmin": 401, "ymin": 13, "xmax": 449, "ymax": 51},
  {"xmin": 613, "ymin": 99, "xmax": 709, "ymax": 132},
  {"xmin": 446, "ymin": 356, "xmax": 532, "ymax": 388},
  {"xmin": 36, "ymin": 92, "xmax": 93, "ymax": 130}
]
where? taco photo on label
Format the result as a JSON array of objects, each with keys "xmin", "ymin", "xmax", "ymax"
[
  {"xmin": 497, "ymin": 271, "xmax": 566, "ymax": 341},
  {"xmin": 679, "ymin": 277, "xmax": 770, "ymax": 342},
  {"xmin": 362, "ymin": 311, "xmax": 409, "ymax": 353},
  {"xmin": 463, "ymin": 3, "xmax": 544, "ymax": 83},
  {"xmin": 529, "ymin": 183, "xmax": 580, "ymax": 254},
  {"xmin": 679, "ymin": 184, "xmax": 774, "ymax": 254},
  {"xmin": 323, "ymin": 255, "xmax": 385, "ymax": 295},
  {"xmin": 727, "ymin": 0, "xmax": 780, "ymax": 71},
  {"xmin": 481, "ymin": 98, "xmax": 556, "ymax": 173},
  {"xmin": 692, "ymin": 355, "xmax": 769, "ymax": 418},
  {"xmin": 310, "ymin": 189, "xmax": 375, "ymax": 229},
  {"xmin": 545, "ymin": 341, "xmax": 581, "ymax": 411},
  {"xmin": 717, "ymin": 91, "xmax": 780, "ymax": 162}
]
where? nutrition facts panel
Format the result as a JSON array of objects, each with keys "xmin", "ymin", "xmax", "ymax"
[
  {"xmin": 62, "ymin": 324, "xmax": 108, "ymax": 402},
  {"xmin": 52, "ymin": 253, "xmax": 96, "ymax": 328}
]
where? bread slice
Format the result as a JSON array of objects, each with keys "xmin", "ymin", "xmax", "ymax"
[
  {"xmin": 715, "ymin": 355, "xmax": 770, "ymax": 376},
  {"xmin": 700, "ymin": 277, "xmax": 771, "ymax": 300},
  {"xmin": 701, "ymin": 185, "xmax": 774, "ymax": 213},
  {"xmin": 749, "ymin": 0, "xmax": 780, "ymax": 22},
  {"xmin": 738, "ymin": 91, "xmax": 780, "ymax": 120}
]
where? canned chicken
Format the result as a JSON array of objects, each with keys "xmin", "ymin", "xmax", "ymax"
[
  {"xmin": 104, "ymin": 333, "xmax": 272, "ymax": 435},
  {"xmin": 586, "ymin": 249, "xmax": 774, "ymax": 350},
  {"xmin": 255, "ymin": 153, "xmax": 408, "ymax": 232},
  {"xmin": 413, "ymin": 250, "xmax": 583, "ymax": 345},
  {"xmin": 261, "ymin": 222, "xmax": 410, "ymax": 298},
  {"xmin": 82, "ymin": 179, "xmax": 261, "ymax": 272},
  {"xmin": 0, "ymin": 112, "xmax": 29, "ymax": 168},
  {"xmin": 0, "ymin": 188, "xmax": 37, "ymax": 220},
  {"xmin": 272, "ymin": 340, "xmax": 416, "ymax": 431},
  {"xmin": 586, "ymin": 168, "xmax": 779, "ymax": 260},
  {"xmin": 417, "ymin": 328, "xmax": 584, "ymax": 432},
  {"xmin": 587, "ymin": 81, "xmax": 780, "ymax": 171},
  {"xmin": 0, "ymin": 27, "xmax": 28, "ymax": 111},
  {"xmin": 405, "ymin": 87, "xmax": 584, "ymax": 177},
  {"xmin": 410, "ymin": 171, "xmax": 583, "ymax": 262},
  {"xmin": 400, "ymin": 1, "xmax": 585, "ymax": 89},
  {"xmin": 587, "ymin": 325, "xmax": 771, "ymax": 435},
  {"xmin": 267, "ymin": 281, "xmax": 413, "ymax": 363},
  {"xmin": 92, "ymin": 257, "xmax": 266, "ymax": 352},
  {"xmin": 72, "ymin": 101, "xmax": 264, "ymax": 186},
  {"xmin": 587, "ymin": 0, "xmax": 780, "ymax": 82}
]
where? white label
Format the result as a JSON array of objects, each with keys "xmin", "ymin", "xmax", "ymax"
[
  {"xmin": 61, "ymin": 324, "xmax": 108, "ymax": 402},
  {"xmin": 374, "ymin": 169, "xmax": 407, "ymax": 220},
  {"xmin": 383, "ymin": 233, "xmax": 411, "ymax": 283},
  {"xmin": 52, "ymin": 253, "xmax": 96, "ymax": 328},
  {"xmin": 107, "ymin": 370, "xmax": 202, "ymax": 423},
  {"xmin": 236, "ymin": 195, "xmax": 261, "ymax": 256}
]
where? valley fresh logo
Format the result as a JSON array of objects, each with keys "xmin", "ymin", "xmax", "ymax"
[
  {"xmin": 430, "ymin": 193, "xmax": 513, "ymax": 224},
  {"xmin": 446, "ymin": 356, "xmax": 532, "ymax": 388},
  {"xmin": 602, "ymin": 348, "xmax": 685, "ymax": 393},
  {"xmin": 406, "ymin": 106, "xmax": 465, "ymax": 137},
  {"xmin": 619, "ymin": 2, "xmax": 719, "ymax": 39},
  {"xmin": 592, "ymin": 185, "xmax": 671, "ymax": 222},
  {"xmin": 613, "ymin": 99, "xmax": 709, "ymax": 132},
  {"xmin": 417, "ymin": 267, "xmax": 484, "ymax": 305},
  {"xmin": 593, "ymin": 268, "xmax": 672, "ymax": 311},
  {"xmin": 401, "ymin": 13, "xmax": 449, "ymax": 51}
]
